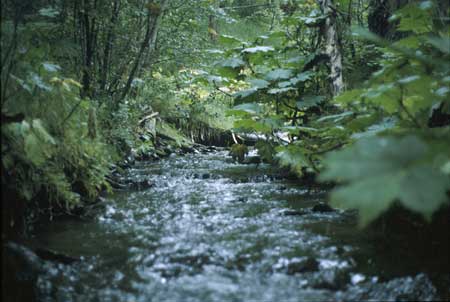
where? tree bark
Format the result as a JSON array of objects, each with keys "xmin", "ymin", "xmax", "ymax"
[{"xmin": 318, "ymin": 0, "xmax": 344, "ymax": 96}]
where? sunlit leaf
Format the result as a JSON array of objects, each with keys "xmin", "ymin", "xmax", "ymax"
[
  {"xmin": 42, "ymin": 62, "xmax": 61, "ymax": 72},
  {"xmin": 232, "ymin": 103, "xmax": 262, "ymax": 114},
  {"xmin": 242, "ymin": 46, "xmax": 274, "ymax": 54},
  {"xmin": 233, "ymin": 87, "xmax": 259, "ymax": 99},
  {"xmin": 268, "ymin": 87, "xmax": 295, "ymax": 94},
  {"xmin": 317, "ymin": 111, "xmax": 354, "ymax": 123},
  {"xmin": 30, "ymin": 72, "xmax": 52, "ymax": 91},
  {"xmin": 265, "ymin": 69, "xmax": 293, "ymax": 81},
  {"xmin": 39, "ymin": 7, "xmax": 59, "ymax": 18},
  {"xmin": 218, "ymin": 57, "xmax": 245, "ymax": 69},
  {"xmin": 248, "ymin": 79, "xmax": 270, "ymax": 88}
]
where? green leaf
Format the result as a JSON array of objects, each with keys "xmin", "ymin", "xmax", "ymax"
[
  {"xmin": 206, "ymin": 75, "xmax": 228, "ymax": 85},
  {"xmin": 427, "ymin": 36, "xmax": 450, "ymax": 54},
  {"xmin": 395, "ymin": 4, "xmax": 432, "ymax": 34},
  {"xmin": 265, "ymin": 69, "xmax": 293, "ymax": 81},
  {"xmin": 248, "ymin": 79, "xmax": 270, "ymax": 88},
  {"xmin": 233, "ymin": 87, "xmax": 259, "ymax": 99},
  {"xmin": 39, "ymin": 7, "xmax": 59, "ymax": 18},
  {"xmin": 30, "ymin": 72, "xmax": 52, "ymax": 91},
  {"xmin": 42, "ymin": 62, "xmax": 61, "ymax": 72},
  {"xmin": 350, "ymin": 117, "xmax": 396, "ymax": 139},
  {"xmin": 299, "ymin": 9, "xmax": 325, "ymax": 26},
  {"xmin": 24, "ymin": 133, "xmax": 49, "ymax": 166},
  {"xmin": 316, "ymin": 111, "xmax": 354, "ymax": 123},
  {"xmin": 234, "ymin": 118, "xmax": 272, "ymax": 133},
  {"xmin": 232, "ymin": 103, "xmax": 262, "ymax": 115},
  {"xmin": 31, "ymin": 119, "xmax": 56, "ymax": 144},
  {"xmin": 265, "ymin": 31, "xmax": 286, "ymax": 44},
  {"xmin": 275, "ymin": 145, "xmax": 310, "ymax": 176},
  {"xmin": 282, "ymin": 126, "xmax": 318, "ymax": 134},
  {"xmin": 215, "ymin": 57, "xmax": 246, "ymax": 78},
  {"xmin": 320, "ymin": 135, "xmax": 450, "ymax": 226},
  {"xmin": 394, "ymin": 36, "xmax": 421, "ymax": 49},
  {"xmin": 218, "ymin": 57, "xmax": 245, "ymax": 69},
  {"xmin": 278, "ymin": 81, "xmax": 292, "ymax": 88},
  {"xmin": 398, "ymin": 75, "xmax": 420, "ymax": 84},
  {"xmin": 279, "ymin": 72, "xmax": 314, "ymax": 87},
  {"xmin": 268, "ymin": 87, "xmax": 296, "ymax": 95},
  {"xmin": 333, "ymin": 89, "xmax": 365, "ymax": 105},
  {"xmin": 442, "ymin": 161, "xmax": 450, "ymax": 175},
  {"xmin": 293, "ymin": 71, "xmax": 314, "ymax": 83},
  {"xmin": 242, "ymin": 46, "xmax": 274, "ymax": 54},
  {"xmin": 297, "ymin": 95, "xmax": 325, "ymax": 109},
  {"xmin": 216, "ymin": 67, "xmax": 239, "ymax": 79},
  {"xmin": 10, "ymin": 75, "xmax": 32, "ymax": 93},
  {"xmin": 419, "ymin": 1, "xmax": 433, "ymax": 10},
  {"xmin": 362, "ymin": 84, "xmax": 400, "ymax": 113},
  {"xmin": 261, "ymin": 116, "xmax": 283, "ymax": 129},
  {"xmin": 218, "ymin": 35, "xmax": 243, "ymax": 46}
]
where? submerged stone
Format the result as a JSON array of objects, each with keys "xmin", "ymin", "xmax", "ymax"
[
  {"xmin": 311, "ymin": 268, "xmax": 350, "ymax": 290},
  {"xmin": 128, "ymin": 179, "xmax": 155, "ymax": 190},
  {"xmin": 285, "ymin": 257, "xmax": 320, "ymax": 274},
  {"xmin": 312, "ymin": 202, "xmax": 335, "ymax": 213}
]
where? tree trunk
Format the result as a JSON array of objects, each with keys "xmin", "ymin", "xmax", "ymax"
[
  {"xmin": 119, "ymin": 0, "xmax": 168, "ymax": 102},
  {"xmin": 368, "ymin": 0, "xmax": 393, "ymax": 38},
  {"xmin": 318, "ymin": 0, "xmax": 344, "ymax": 96},
  {"xmin": 99, "ymin": 0, "xmax": 120, "ymax": 93},
  {"xmin": 80, "ymin": 0, "xmax": 98, "ymax": 98},
  {"xmin": 208, "ymin": 14, "xmax": 218, "ymax": 41}
]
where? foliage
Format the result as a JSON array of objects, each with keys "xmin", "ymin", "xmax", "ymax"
[
  {"xmin": 1, "ymin": 4, "xmax": 115, "ymax": 216},
  {"xmin": 206, "ymin": 0, "xmax": 450, "ymax": 226},
  {"xmin": 1, "ymin": 64, "xmax": 114, "ymax": 209},
  {"xmin": 230, "ymin": 144, "xmax": 249, "ymax": 163},
  {"xmin": 319, "ymin": 2, "xmax": 450, "ymax": 226},
  {"xmin": 320, "ymin": 135, "xmax": 450, "ymax": 226}
]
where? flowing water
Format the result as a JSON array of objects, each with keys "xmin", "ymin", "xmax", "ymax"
[{"xmin": 28, "ymin": 150, "xmax": 449, "ymax": 301}]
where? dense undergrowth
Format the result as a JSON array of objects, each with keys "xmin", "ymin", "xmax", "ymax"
[{"xmin": 1, "ymin": 0, "xmax": 235, "ymax": 238}]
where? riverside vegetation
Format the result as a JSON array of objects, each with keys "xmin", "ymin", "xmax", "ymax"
[{"xmin": 1, "ymin": 0, "xmax": 449, "ymax": 301}]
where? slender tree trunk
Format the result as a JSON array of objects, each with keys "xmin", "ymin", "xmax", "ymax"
[
  {"xmin": 208, "ymin": 14, "xmax": 218, "ymax": 41},
  {"xmin": 99, "ymin": 0, "xmax": 120, "ymax": 93},
  {"xmin": 318, "ymin": 0, "xmax": 344, "ymax": 96},
  {"xmin": 119, "ymin": 0, "xmax": 167, "ymax": 102},
  {"xmin": 80, "ymin": 0, "xmax": 98, "ymax": 98}
]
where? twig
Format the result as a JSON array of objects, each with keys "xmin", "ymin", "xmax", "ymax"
[
  {"xmin": 138, "ymin": 112, "xmax": 159, "ymax": 125},
  {"xmin": 213, "ymin": 82, "xmax": 234, "ymax": 97}
]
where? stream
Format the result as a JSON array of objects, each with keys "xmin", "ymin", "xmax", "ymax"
[{"xmin": 28, "ymin": 149, "xmax": 448, "ymax": 301}]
